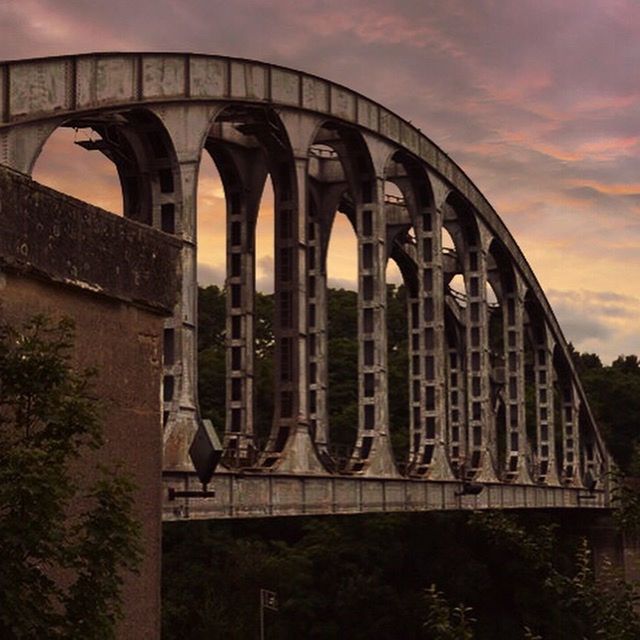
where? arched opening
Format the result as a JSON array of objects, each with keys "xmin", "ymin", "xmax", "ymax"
[
  {"xmin": 33, "ymin": 111, "xmax": 185, "ymax": 444},
  {"xmin": 197, "ymin": 105, "xmax": 289, "ymax": 465},
  {"xmin": 444, "ymin": 192, "xmax": 489, "ymax": 476},
  {"xmin": 34, "ymin": 111, "xmax": 180, "ymax": 230},
  {"xmin": 442, "ymin": 226, "xmax": 456, "ymax": 252},
  {"xmin": 32, "ymin": 126, "xmax": 123, "ymax": 214},
  {"xmin": 384, "ymin": 150, "xmax": 440, "ymax": 476},
  {"xmin": 253, "ymin": 176, "xmax": 275, "ymax": 447},
  {"xmin": 308, "ymin": 119, "xmax": 386, "ymax": 472},
  {"xmin": 197, "ymin": 153, "xmax": 226, "ymax": 286},
  {"xmin": 326, "ymin": 212, "xmax": 358, "ymax": 289},
  {"xmin": 448, "ymin": 274, "xmax": 468, "ymax": 306},
  {"xmin": 255, "ymin": 178, "xmax": 275, "ymax": 294},
  {"xmin": 326, "ymin": 209, "xmax": 359, "ymax": 465},
  {"xmin": 384, "ymin": 179, "xmax": 404, "ymax": 204},
  {"xmin": 524, "ymin": 292, "xmax": 555, "ymax": 483},
  {"xmin": 487, "ymin": 243, "xmax": 509, "ymax": 478}
]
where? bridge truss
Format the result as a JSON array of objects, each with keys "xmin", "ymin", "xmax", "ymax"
[{"xmin": 0, "ymin": 53, "xmax": 610, "ymax": 518}]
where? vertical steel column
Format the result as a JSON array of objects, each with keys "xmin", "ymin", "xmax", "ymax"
[
  {"xmin": 307, "ymin": 178, "xmax": 345, "ymax": 455},
  {"xmin": 307, "ymin": 205, "xmax": 329, "ymax": 449},
  {"xmin": 583, "ymin": 434, "xmax": 598, "ymax": 485},
  {"xmin": 413, "ymin": 202, "xmax": 451, "ymax": 478},
  {"xmin": 351, "ymin": 175, "xmax": 395, "ymax": 475},
  {"xmin": 162, "ymin": 157, "xmax": 200, "ymax": 469},
  {"xmin": 503, "ymin": 278, "xmax": 531, "ymax": 483},
  {"xmin": 407, "ymin": 289, "xmax": 423, "ymax": 466},
  {"xmin": 221, "ymin": 150, "xmax": 266, "ymax": 462},
  {"xmin": 533, "ymin": 329, "xmax": 560, "ymax": 484},
  {"xmin": 561, "ymin": 380, "xmax": 582, "ymax": 486},
  {"xmin": 464, "ymin": 239, "xmax": 497, "ymax": 481},
  {"xmin": 268, "ymin": 157, "xmax": 306, "ymax": 455},
  {"xmin": 261, "ymin": 150, "xmax": 325, "ymax": 473},
  {"xmin": 447, "ymin": 324, "xmax": 466, "ymax": 475},
  {"xmin": 149, "ymin": 103, "xmax": 221, "ymax": 470}
]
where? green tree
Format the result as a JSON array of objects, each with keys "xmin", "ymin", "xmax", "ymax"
[
  {"xmin": 551, "ymin": 539, "xmax": 640, "ymax": 640},
  {"xmin": 568, "ymin": 346, "xmax": 640, "ymax": 471},
  {"xmin": 0, "ymin": 316, "xmax": 142, "ymax": 639},
  {"xmin": 423, "ymin": 584, "xmax": 475, "ymax": 640}
]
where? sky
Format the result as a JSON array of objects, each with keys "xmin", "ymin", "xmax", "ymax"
[{"xmin": 1, "ymin": 0, "xmax": 638, "ymax": 363}]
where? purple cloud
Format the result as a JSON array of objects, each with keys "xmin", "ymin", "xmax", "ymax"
[{"xmin": 1, "ymin": 0, "xmax": 637, "ymax": 361}]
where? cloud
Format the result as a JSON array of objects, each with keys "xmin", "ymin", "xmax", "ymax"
[
  {"xmin": 197, "ymin": 263, "xmax": 225, "ymax": 286},
  {"xmin": 546, "ymin": 289, "xmax": 640, "ymax": 362},
  {"xmin": 256, "ymin": 256, "xmax": 274, "ymax": 293},
  {"xmin": 2, "ymin": 0, "xmax": 637, "ymax": 362}
]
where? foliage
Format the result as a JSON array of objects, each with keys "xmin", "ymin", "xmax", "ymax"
[
  {"xmin": 0, "ymin": 316, "xmax": 141, "ymax": 639},
  {"xmin": 198, "ymin": 286, "xmax": 275, "ymax": 441},
  {"xmin": 570, "ymin": 345, "xmax": 640, "ymax": 472},
  {"xmin": 550, "ymin": 539, "xmax": 640, "ymax": 640},
  {"xmin": 423, "ymin": 584, "xmax": 475, "ymax": 640},
  {"xmin": 163, "ymin": 510, "xmax": 640, "ymax": 640},
  {"xmin": 190, "ymin": 288, "xmax": 640, "ymax": 638},
  {"xmin": 609, "ymin": 468, "xmax": 640, "ymax": 534}
]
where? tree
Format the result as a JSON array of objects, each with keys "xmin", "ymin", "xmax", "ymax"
[
  {"xmin": 423, "ymin": 584, "xmax": 475, "ymax": 640},
  {"xmin": 551, "ymin": 539, "xmax": 640, "ymax": 640},
  {"xmin": 0, "ymin": 316, "xmax": 142, "ymax": 639}
]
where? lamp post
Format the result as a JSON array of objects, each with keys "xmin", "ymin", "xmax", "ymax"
[
  {"xmin": 167, "ymin": 419, "xmax": 222, "ymax": 500},
  {"xmin": 259, "ymin": 589, "xmax": 278, "ymax": 640}
]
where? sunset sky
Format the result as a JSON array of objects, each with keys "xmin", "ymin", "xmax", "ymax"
[{"xmin": 1, "ymin": 0, "xmax": 638, "ymax": 363}]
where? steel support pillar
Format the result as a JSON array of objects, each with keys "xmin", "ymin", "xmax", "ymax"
[
  {"xmin": 465, "ymin": 239, "xmax": 497, "ymax": 481},
  {"xmin": 534, "ymin": 329, "xmax": 560, "ymax": 485},
  {"xmin": 351, "ymin": 175, "xmax": 396, "ymax": 475},
  {"xmin": 503, "ymin": 276, "xmax": 532, "ymax": 483},
  {"xmin": 217, "ymin": 146, "xmax": 268, "ymax": 462},
  {"xmin": 412, "ymin": 201, "xmax": 452, "ymax": 478},
  {"xmin": 561, "ymin": 380, "xmax": 583, "ymax": 487}
]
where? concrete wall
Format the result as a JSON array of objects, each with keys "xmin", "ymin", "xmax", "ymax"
[{"xmin": 0, "ymin": 166, "xmax": 180, "ymax": 639}]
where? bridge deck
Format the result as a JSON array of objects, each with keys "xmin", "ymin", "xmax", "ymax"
[{"xmin": 163, "ymin": 471, "xmax": 609, "ymax": 521}]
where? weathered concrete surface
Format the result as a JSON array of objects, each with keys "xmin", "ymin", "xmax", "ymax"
[
  {"xmin": 163, "ymin": 470, "xmax": 608, "ymax": 521},
  {"xmin": 0, "ymin": 166, "xmax": 181, "ymax": 311},
  {"xmin": 0, "ymin": 168, "xmax": 180, "ymax": 639}
]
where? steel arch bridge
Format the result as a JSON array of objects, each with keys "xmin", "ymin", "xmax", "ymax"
[{"xmin": 0, "ymin": 53, "xmax": 611, "ymax": 519}]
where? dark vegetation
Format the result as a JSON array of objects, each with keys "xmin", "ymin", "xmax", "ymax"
[
  {"xmin": 198, "ymin": 284, "xmax": 410, "ymax": 456},
  {"xmin": 571, "ymin": 350, "xmax": 640, "ymax": 473},
  {"xmin": 162, "ymin": 286, "xmax": 640, "ymax": 639}
]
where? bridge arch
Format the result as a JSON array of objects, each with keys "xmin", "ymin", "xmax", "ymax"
[
  {"xmin": 305, "ymin": 119, "xmax": 396, "ymax": 475},
  {"xmin": 0, "ymin": 53, "xmax": 609, "ymax": 493},
  {"xmin": 443, "ymin": 192, "xmax": 496, "ymax": 480}
]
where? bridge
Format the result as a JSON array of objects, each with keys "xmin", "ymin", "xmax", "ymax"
[{"xmin": 0, "ymin": 53, "xmax": 611, "ymax": 520}]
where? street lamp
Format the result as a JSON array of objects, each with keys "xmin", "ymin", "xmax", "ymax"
[{"xmin": 168, "ymin": 419, "xmax": 222, "ymax": 500}]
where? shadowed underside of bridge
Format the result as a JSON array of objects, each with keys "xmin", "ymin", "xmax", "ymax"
[{"xmin": 0, "ymin": 53, "xmax": 611, "ymax": 519}]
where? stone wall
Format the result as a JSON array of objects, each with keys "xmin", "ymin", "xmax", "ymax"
[{"xmin": 0, "ymin": 166, "xmax": 180, "ymax": 638}]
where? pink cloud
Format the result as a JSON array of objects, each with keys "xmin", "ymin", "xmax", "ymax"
[{"xmin": 1, "ymin": 0, "xmax": 637, "ymax": 360}]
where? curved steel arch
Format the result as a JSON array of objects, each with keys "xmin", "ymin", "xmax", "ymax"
[{"xmin": 0, "ymin": 52, "xmax": 609, "ymax": 489}]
